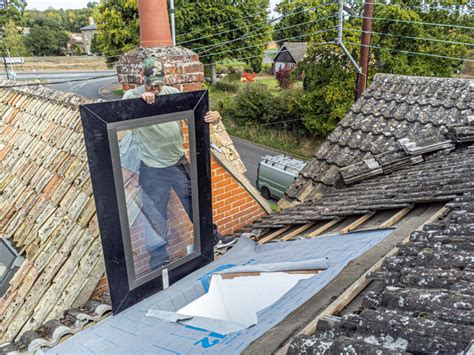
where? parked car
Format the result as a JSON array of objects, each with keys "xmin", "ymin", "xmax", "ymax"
[{"xmin": 256, "ymin": 155, "xmax": 307, "ymax": 200}]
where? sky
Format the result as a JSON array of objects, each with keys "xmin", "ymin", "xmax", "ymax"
[{"xmin": 26, "ymin": 0, "xmax": 281, "ymax": 12}]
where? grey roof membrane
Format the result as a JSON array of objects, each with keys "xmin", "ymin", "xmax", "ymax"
[
  {"xmin": 282, "ymin": 74, "xmax": 474, "ymax": 204},
  {"xmin": 288, "ymin": 192, "xmax": 474, "ymax": 354}
]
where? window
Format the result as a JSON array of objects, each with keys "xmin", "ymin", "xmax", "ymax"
[
  {"xmin": 80, "ymin": 90, "xmax": 213, "ymax": 314},
  {"xmin": 0, "ymin": 238, "xmax": 24, "ymax": 296}
]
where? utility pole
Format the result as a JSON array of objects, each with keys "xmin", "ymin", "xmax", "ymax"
[
  {"xmin": 355, "ymin": 0, "xmax": 374, "ymax": 100},
  {"xmin": 169, "ymin": 0, "xmax": 176, "ymax": 46},
  {"xmin": 2, "ymin": 50, "xmax": 9, "ymax": 80}
]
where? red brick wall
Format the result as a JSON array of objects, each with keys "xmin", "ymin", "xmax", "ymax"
[{"xmin": 211, "ymin": 159, "xmax": 267, "ymax": 235}]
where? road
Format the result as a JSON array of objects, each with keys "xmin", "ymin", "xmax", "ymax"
[{"xmin": 15, "ymin": 71, "xmax": 282, "ymax": 187}]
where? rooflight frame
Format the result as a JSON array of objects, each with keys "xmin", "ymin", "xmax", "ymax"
[{"xmin": 80, "ymin": 90, "xmax": 213, "ymax": 314}]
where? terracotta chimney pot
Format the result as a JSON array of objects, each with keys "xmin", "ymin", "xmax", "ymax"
[{"xmin": 138, "ymin": 0, "xmax": 173, "ymax": 47}]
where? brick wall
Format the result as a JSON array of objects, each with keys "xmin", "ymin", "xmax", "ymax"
[{"xmin": 211, "ymin": 159, "xmax": 267, "ymax": 235}]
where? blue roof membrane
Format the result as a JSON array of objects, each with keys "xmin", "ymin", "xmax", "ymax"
[{"xmin": 49, "ymin": 229, "xmax": 393, "ymax": 354}]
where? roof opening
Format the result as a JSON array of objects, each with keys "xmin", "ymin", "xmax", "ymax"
[
  {"xmin": 0, "ymin": 238, "xmax": 24, "ymax": 296},
  {"xmin": 177, "ymin": 271, "xmax": 315, "ymax": 328}
]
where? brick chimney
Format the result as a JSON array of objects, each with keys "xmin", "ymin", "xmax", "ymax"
[{"xmin": 116, "ymin": 0, "xmax": 203, "ymax": 92}]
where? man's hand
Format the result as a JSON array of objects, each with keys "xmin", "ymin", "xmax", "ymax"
[
  {"xmin": 205, "ymin": 111, "xmax": 221, "ymax": 124},
  {"xmin": 141, "ymin": 92, "xmax": 156, "ymax": 105}
]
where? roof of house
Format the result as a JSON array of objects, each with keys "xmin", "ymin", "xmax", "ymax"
[
  {"xmin": 0, "ymin": 83, "xmax": 105, "ymax": 344},
  {"xmin": 230, "ymin": 74, "xmax": 474, "ymax": 353},
  {"xmin": 288, "ymin": 192, "xmax": 474, "ymax": 354},
  {"xmin": 0, "ymin": 80, "xmax": 269, "ymax": 349},
  {"xmin": 236, "ymin": 142, "xmax": 473, "ymax": 234},
  {"xmin": 280, "ymin": 74, "xmax": 473, "ymax": 207},
  {"xmin": 80, "ymin": 24, "xmax": 97, "ymax": 31},
  {"xmin": 274, "ymin": 42, "xmax": 308, "ymax": 63}
]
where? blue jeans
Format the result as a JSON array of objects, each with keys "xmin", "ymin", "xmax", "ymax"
[{"xmin": 139, "ymin": 156, "xmax": 193, "ymax": 268}]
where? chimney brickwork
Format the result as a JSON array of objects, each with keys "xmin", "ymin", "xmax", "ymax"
[{"xmin": 116, "ymin": 46, "xmax": 204, "ymax": 92}]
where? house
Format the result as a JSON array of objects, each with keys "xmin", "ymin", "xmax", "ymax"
[
  {"xmin": 2, "ymin": 73, "xmax": 471, "ymax": 354},
  {"xmin": 0, "ymin": 78, "xmax": 269, "ymax": 349},
  {"xmin": 80, "ymin": 24, "xmax": 97, "ymax": 55},
  {"xmin": 231, "ymin": 74, "xmax": 474, "ymax": 354},
  {"xmin": 273, "ymin": 41, "xmax": 308, "ymax": 74},
  {"xmin": 67, "ymin": 33, "xmax": 83, "ymax": 56}
]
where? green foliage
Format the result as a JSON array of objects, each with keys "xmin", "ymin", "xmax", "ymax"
[
  {"xmin": 25, "ymin": 17, "xmax": 70, "ymax": 56},
  {"xmin": 92, "ymin": 0, "xmax": 139, "ymax": 63},
  {"xmin": 175, "ymin": 0, "xmax": 271, "ymax": 68},
  {"xmin": 0, "ymin": 20, "xmax": 30, "ymax": 56},
  {"xmin": 215, "ymin": 80, "xmax": 240, "ymax": 93},
  {"xmin": 0, "ymin": 0, "xmax": 26, "ymax": 27},
  {"xmin": 273, "ymin": 0, "xmax": 472, "ymax": 136},
  {"xmin": 25, "ymin": 7, "xmax": 96, "ymax": 33},
  {"xmin": 220, "ymin": 84, "xmax": 306, "ymax": 131},
  {"xmin": 91, "ymin": 0, "xmax": 271, "ymax": 67},
  {"xmin": 368, "ymin": 1, "xmax": 470, "ymax": 77}
]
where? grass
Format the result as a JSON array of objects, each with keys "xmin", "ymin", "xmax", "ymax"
[
  {"xmin": 17, "ymin": 56, "xmax": 108, "ymax": 72},
  {"xmin": 223, "ymin": 118, "xmax": 322, "ymax": 160}
]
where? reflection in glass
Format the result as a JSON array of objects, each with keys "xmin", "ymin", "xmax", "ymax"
[{"xmin": 117, "ymin": 119, "xmax": 195, "ymax": 278}]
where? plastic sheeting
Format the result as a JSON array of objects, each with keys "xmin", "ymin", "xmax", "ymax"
[{"xmin": 49, "ymin": 229, "xmax": 393, "ymax": 354}]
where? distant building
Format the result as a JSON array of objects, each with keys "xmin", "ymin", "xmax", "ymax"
[
  {"xmin": 273, "ymin": 42, "xmax": 308, "ymax": 75},
  {"xmin": 80, "ymin": 23, "xmax": 97, "ymax": 55},
  {"xmin": 68, "ymin": 33, "xmax": 84, "ymax": 55}
]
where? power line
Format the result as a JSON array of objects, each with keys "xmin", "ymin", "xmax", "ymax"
[
  {"xmin": 345, "ymin": 27, "xmax": 474, "ymax": 47},
  {"xmin": 0, "ymin": 74, "xmax": 118, "ymax": 89},
  {"xmin": 346, "ymin": 41, "xmax": 474, "ymax": 62},
  {"xmin": 176, "ymin": 8, "xmax": 271, "ymax": 40},
  {"xmin": 353, "ymin": 15, "xmax": 474, "ymax": 31},
  {"xmin": 178, "ymin": 5, "xmax": 335, "ymax": 47},
  {"xmin": 200, "ymin": 27, "xmax": 338, "ymax": 59},
  {"xmin": 349, "ymin": 1, "xmax": 474, "ymax": 15},
  {"xmin": 202, "ymin": 41, "xmax": 333, "ymax": 66},
  {"xmin": 201, "ymin": 30, "xmax": 336, "ymax": 61},
  {"xmin": 177, "ymin": 0, "xmax": 336, "ymax": 43},
  {"xmin": 198, "ymin": 1, "xmax": 337, "ymax": 55}
]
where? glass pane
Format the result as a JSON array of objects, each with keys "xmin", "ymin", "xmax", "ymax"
[{"xmin": 117, "ymin": 118, "xmax": 196, "ymax": 279}]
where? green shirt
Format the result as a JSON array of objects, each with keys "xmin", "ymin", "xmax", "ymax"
[{"xmin": 123, "ymin": 85, "xmax": 185, "ymax": 168}]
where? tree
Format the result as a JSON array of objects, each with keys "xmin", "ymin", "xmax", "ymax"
[
  {"xmin": 0, "ymin": 0, "xmax": 27, "ymax": 27},
  {"xmin": 175, "ymin": 0, "xmax": 271, "ymax": 81},
  {"xmin": 25, "ymin": 17, "xmax": 69, "ymax": 55},
  {"xmin": 92, "ymin": 0, "xmax": 272, "ymax": 73},
  {"xmin": 274, "ymin": 0, "xmax": 472, "ymax": 136},
  {"xmin": 92, "ymin": 0, "xmax": 140, "ymax": 64},
  {"xmin": 0, "ymin": 20, "xmax": 30, "ymax": 56}
]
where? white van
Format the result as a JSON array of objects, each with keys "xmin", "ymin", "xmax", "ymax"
[{"xmin": 256, "ymin": 155, "xmax": 307, "ymax": 200}]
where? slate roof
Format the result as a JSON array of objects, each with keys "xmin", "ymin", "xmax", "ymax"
[
  {"xmin": 275, "ymin": 42, "xmax": 308, "ymax": 63},
  {"xmin": 237, "ymin": 143, "xmax": 474, "ymax": 234},
  {"xmin": 80, "ymin": 24, "xmax": 97, "ymax": 31},
  {"xmin": 280, "ymin": 74, "xmax": 474, "ymax": 207},
  {"xmin": 288, "ymin": 192, "xmax": 474, "ymax": 354}
]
